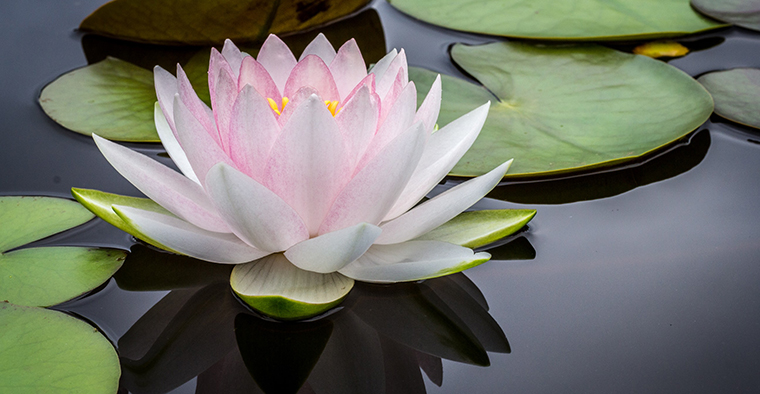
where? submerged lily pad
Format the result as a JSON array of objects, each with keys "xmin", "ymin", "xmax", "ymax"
[
  {"xmin": 80, "ymin": 0, "xmax": 370, "ymax": 45},
  {"xmin": 633, "ymin": 41, "xmax": 690, "ymax": 58},
  {"xmin": 389, "ymin": 0, "xmax": 723, "ymax": 40},
  {"xmin": 0, "ymin": 196, "xmax": 125, "ymax": 307},
  {"xmin": 691, "ymin": 0, "xmax": 760, "ymax": 32},
  {"xmin": 40, "ymin": 57, "xmax": 159, "ymax": 142},
  {"xmin": 410, "ymin": 42, "xmax": 714, "ymax": 177},
  {"xmin": 697, "ymin": 68, "xmax": 760, "ymax": 129},
  {"xmin": 0, "ymin": 303, "xmax": 120, "ymax": 393}
]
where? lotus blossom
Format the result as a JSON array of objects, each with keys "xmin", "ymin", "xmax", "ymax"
[{"xmin": 86, "ymin": 34, "xmax": 512, "ymax": 317}]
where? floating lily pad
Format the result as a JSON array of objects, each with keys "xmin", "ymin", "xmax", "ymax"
[
  {"xmin": 40, "ymin": 57, "xmax": 159, "ymax": 142},
  {"xmin": 633, "ymin": 41, "xmax": 690, "ymax": 58},
  {"xmin": 692, "ymin": 0, "xmax": 760, "ymax": 32},
  {"xmin": 0, "ymin": 196, "xmax": 125, "ymax": 307},
  {"xmin": 697, "ymin": 68, "xmax": 760, "ymax": 129},
  {"xmin": 389, "ymin": 0, "xmax": 724, "ymax": 40},
  {"xmin": 410, "ymin": 42, "xmax": 714, "ymax": 177},
  {"xmin": 80, "ymin": 0, "xmax": 370, "ymax": 46},
  {"xmin": 415, "ymin": 209, "xmax": 536, "ymax": 248},
  {"xmin": 0, "ymin": 303, "xmax": 120, "ymax": 393}
]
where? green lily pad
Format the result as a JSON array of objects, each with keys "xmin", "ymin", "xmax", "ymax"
[
  {"xmin": 692, "ymin": 0, "xmax": 760, "ymax": 32},
  {"xmin": 231, "ymin": 253, "xmax": 354, "ymax": 320},
  {"xmin": 0, "ymin": 196, "xmax": 125, "ymax": 307},
  {"xmin": 632, "ymin": 41, "xmax": 690, "ymax": 58},
  {"xmin": 415, "ymin": 209, "xmax": 536, "ymax": 248},
  {"xmin": 79, "ymin": 0, "xmax": 370, "ymax": 46},
  {"xmin": 409, "ymin": 42, "xmax": 714, "ymax": 178},
  {"xmin": 0, "ymin": 303, "xmax": 120, "ymax": 393},
  {"xmin": 40, "ymin": 57, "xmax": 159, "ymax": 142},
  {"xmin": 697, "ymin": 68, "xmax": 760, "ymax": 129},
  {"xmin": 389, "ymin": 0, "xmax": 724, "ymax": 40}
]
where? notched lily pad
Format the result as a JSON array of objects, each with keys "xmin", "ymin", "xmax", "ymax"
[
  {"xmin": 40, "ymin": 57, "xmax": 159, "ymax": 142},
  {"xmin": 0, "ymin": 196, "xmax": 125, "ymax": 307},
  {"xmin": 698, "ymin": 68, "xmax": 760, "ymax": 129},
  {"xmin": 692, "ymin": 0, "xmax": 760, "ymax": 32},
  {"xmin": 0, "ymin": 303, "xmax": 121, "ymax": 394},
  {"xmin": 80, "ymin": 0, "xmax": 370, "ymax": 46},
  {"xmin": 410, "ymin": 42, "xmax": 714, "ymax": 178},
  {"xmin": 389, "ymin": 0, "xmax": 724, "ymax": 41}
]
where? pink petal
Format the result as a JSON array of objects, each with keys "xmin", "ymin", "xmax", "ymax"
[
  {"xmin": 376, "ymin": 160, "xmax": 511, "ymax": 245},
  {"xmin": 205, "ymin": 163, "xmax": 310, "ymax": 252},
  {"xmin": 257, "ymin": 34, "xmax": 297, "ymax": 94},
  {"xmin": 299, "ymin": 33, "xmax": 337, "ymax": 64},
  {"xmin": 334, "ymin": 85, "xmax": 379, "ymax": 169},
  {"xmin": 264, "ymin": 94, "xmax": 351, "ymax": 235},
  {"xmin": 379, "ymin": 67, "xmax": 407, "ymax": 124},
  {"xmin": 221, "ymin": 39, "xmax": 244, "ymax": 77},
  {"xmin": 330, "ymin": 39, "xmax": 367, "ymax": 101},
  {"xmin": 368, "ymin": 49, "xmax": 397, "ymax": 80},
  {"xmin": 154, "ymin": 102, "xmax": 199, "ymax": 184},
  {"xmin": 226, "ymin": 85, "xmax": 280, "ymax": 183},
  {"xmin": 176, "ymin": 65, "xmax": 217, "ymax": 142},
  {"xmin": 154, "ymin": 66, "xmax": 178, "ymax": 130},
  {"xmin": 211, "ymin": 66, "xmax": 238, "ymax": 154},
  {"xmin": 340, "ymin": 73, "xmax": 377, "ymax": 109},
  {"xmin": 208, "ymin": 48, "xmax": 236, "ymax": 110},
  {"xmin": 112, "ymin": 205, "xmax": 267, "ymax": 264},
  {"xmin": 238, "ymin": 56, "xmax": 281, "ymax": 100},
  {"xmin": 318, "ymin": 121, "xmax": 426, "ymax": 235},
  {"xmin": 414, "ymin": 74, "xmax": 442, "ymax": 134},
  {"xmin": 384, "ymin": 102, "xmax": 490, "ymax": 220},
  {"xmin": 276, "ymin": 85, "xmax": 319, "ymax": 127},
  {"xmin": 284, "ymin": 222, "xmax": 381, "ymax": 273},
  {"xmin": 376, "ymin": 49, "xmax": 407, "ymax": 99},
  {"xmin": 283, "ymin": 55, "xmax": 340, "ymax": 102},
  {"xmin": 92, "ymin": 134, "xmax": 229, "ymax": 233}
]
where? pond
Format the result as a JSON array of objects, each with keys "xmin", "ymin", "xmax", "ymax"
[{"xmin": 2, "ymin": 0, "xmax": 760, "ymax": 393}]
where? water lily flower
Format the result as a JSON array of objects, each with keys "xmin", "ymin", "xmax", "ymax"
[{"xmin": 83, "ymin": 34, "xmax": 512, "ymax": 319}]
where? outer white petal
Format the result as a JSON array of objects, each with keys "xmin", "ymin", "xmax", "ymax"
[
  {"xmin": 414, "ymin": 74, "xmax": 442, "ymax": 134},
  {"xmin": 154, "ymin": 66, "xmax": 178, "ymax": 129},
  {"xmin": 384, "ymin": 102, "xmax": 490, "ymax": 220},
  {"xmin": 284, "ymin": 222, "xmax": 382, "ymax": 274},
  {"xmin": 338, "ymin": 240, "xmax": 491, "ymax": 283},
  {"xmin": 376, "ymin": 160, "xmax": 511, "ymax": 245},
  {"xmin": 154, "ymin": 102, "xmax": 200, "ymax": 184},
  {"xmin": 205, "ymin": 162, "xmax": 310, "ymax": 252},
  {"xmin": 92, "ymin": 134, "xmax": 230, "ymax": 233},
  {"xmin": 112, "ymin": 205, "xmax": 268, "ymax": 264},
  {"xmin": 299, "ymin": 33, "xmax": 337, "ymax": 63}
]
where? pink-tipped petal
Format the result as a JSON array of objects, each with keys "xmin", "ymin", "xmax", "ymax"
[
  {"xmin": 176, "ymin": 65, "xmax": 217, "ymax": 141},
  {"xmin": 265, "ymin": 94, "xmax": 351, "ymax": 235},
  {"xmin": 340, "ymin": 73, "xmax": 377, "ymax": 108},
  {"xmin": 154, "ymin": 66, "xmax": 178, "ymax": 129},
  {"xmin": 338, "ymin": 240, "xmax": 491, "ymax": 283},
  {"xmin": 299, "ymin": 33, "xmax": 337, "ymax": 64},
  {"xmin": 211, "ymin": 67, "xmax": 238, "ymax": 153},
  {"xmin": 334, "ymin": 85, "xmax": 379, "ymax": 168},
  {"xmin": 257, "ymin": 34, "xmax": 298, "ymax": 94},
  {"xmin": 113, "ymin": 205, "xmax": 267, "ymax": 264},
  {"xmin": 318, "ymin": 121, "xmax": 426, "ymax": 234},
  {"xmin": 205, "ymin": 163, "xmax": 310, "ymax": 252},
  {"xmin": 92, "ymin": 134, "xmax": 229, "ymax": 233},
  {"xmin": 379, "ymin": 67, "xmax": 407, "ymax": 124},
  {"xmin": 227, "ymin": 85, "xmax": 281, "ymax": 182},
  {"xmin": 376, "ymin": 160, "xmax": 511, "ymax": 245},
  {"xmin": 283, "ymin": 55, "xmax": 340, "ymax": 102},
  {"xmin": 276, "ymin": 86, "xmax": 319, "ymax": 127},
  {"xmin": 414, "ymin": 74, "xmax": 442, "ymax": 134},
  {"xmin": 368, "ymin": 49, "xmax": 397, "ymax": 80},
  {"xmin": 384, "ymin": 102, "xmax": 490, "ymax": 220},
  {"xmin": 221, "ymin": 39, "xmax": 245, "ymax": 77},
  {"xmin": 330, "ymin": 39, "xmax": 367, "ymax": 101},
  {"xmin": 173, "ymin": 95, "xmax": 235, "ymax": 186},
  {"xmin": 208, "ymin": 48, "xmax": 236, "ymax": 110},
  {"xmin": 284, "ymin": 222, "xmax": 382, "ymax": 274},
  {"xmin": 238, "ymin": 56, "xmax": 281, "ymax": 100},
  {"xmin": 154, "ymin": 102, "xmax": 199, "ymax": 184},
  {"xmin": 376, "ymin": 49, "xmax": 407, "ymax": 99}
]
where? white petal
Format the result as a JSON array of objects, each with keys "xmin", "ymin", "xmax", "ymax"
[
  {"xmin": 257, "ymin": 34, "xmax": 298, "ymax": 94},
  {"xmin": 330, "ymin": 38, "xmax": 367, "ymax": 101},
  {"xmin": 376, "ymin": 49, "xmax": 407, "ymax": 99},
  {"xmin": 368, "ymin": 49, "xmax": 398, "ymax": 80},
  {"xmin": 339, "ymin": 241, "xmax": 491, "ymax": 283},
  {"xmin": 376, "ymin": 160, "xmax": 511, "ymax": 245},
  {"xmin": 113, "ymin": 205, "xmax": 267, "ymax": 264},
  {"xmin": 92, "ymin": 134, "xmax": 229, "ymax": 233},
  {"xmin": 384, "ymin": 102, "xmax": 490, "ymax": 220},
  {"xmin": 205, "ymin": 162, "xmax": 309, "ymax": 252},
  {"xmin": 414, "ymin": 74, "xmax": 442, "ymax": 134},
  {"xmin": 154, "ymin": 66, "xmax": 178, "ymax": 129},
  {"xmin": 299, "ymin": 33, "xmax": 337, "ymax": 64},
  {"xmin": 222, "ymin": 39, "xmax": 245, "ymax": 77},
  {"xmin": 154, "ymin": 102, "xmax": 200, "ymax": 184},
  {"xmin": 284, "ymin": 222, "xmax": 382, "ymax": 274}
]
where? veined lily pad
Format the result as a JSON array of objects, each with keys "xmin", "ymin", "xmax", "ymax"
[
  {"xmin": 415, "ymin": 209, "xmax": 536, "ymax": 248},
  {"xmin": 0, "ymin": 196, "xmax": 125, "ymax": 307},
  {"xmin": 692, "ymin": 0, "xmax": 760, "ymax": 32},
  {"xmin": 389, "ymin": 0, "xmax": 724, "ymax": 40},
  {"xmin": 40, "ymin": 57, "xmax": 159, "ymax": 142},
  {"xmin": 231, "ymin": 253, "xmax": 354, "ymax": 320},
  {"xmin": 697, "ymin": 68, "xmax": 760, "ymax": 129},
  {"xmin": 409, "ymin": 42, "xmax": 714, "ymax": 177},
  {"xmin": 0, "ymin": 303, "xmax": 120, "ymax": 393},
  {"xmin": 79, "ymin": 0, "xmax": 370, "ymax": 46}
]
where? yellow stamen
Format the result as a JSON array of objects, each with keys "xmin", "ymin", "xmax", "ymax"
[
  {"xmin": 267, "ymin": 97, "xmax": 281, "ymax": 115},
  {"xmin": 325, "ymin": 100, "xmax": 340, "ymax": 116}
]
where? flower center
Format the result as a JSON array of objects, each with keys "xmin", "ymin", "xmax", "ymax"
[{"xmin": 267, "ymin": 97, "xmax": 340, "ymax": 116}]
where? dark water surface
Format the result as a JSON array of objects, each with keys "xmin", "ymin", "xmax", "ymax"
[{"xmin": 2, "ymin": 1, "xmax": 760, "ymax": 393}]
